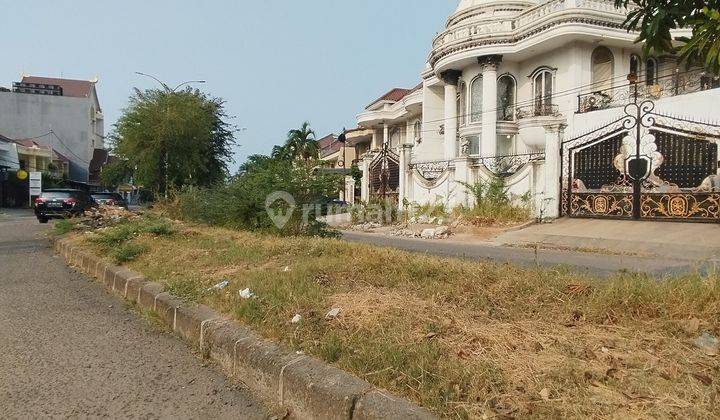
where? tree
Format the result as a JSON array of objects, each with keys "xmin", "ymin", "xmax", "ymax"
[
  {"xmin": 286, "ymin": 122, "xmax": 319, "ymax": 161},
  {"xmin": 100, "ymin": 159, "xmax": 133, "ymax": 189},
  {"xmin": 111, "ymin": 88, "xmax": 235, "ymax": 196},
  {"xmin": 615, "ymin": 0, "xmax": 720, "ymax": 74}
]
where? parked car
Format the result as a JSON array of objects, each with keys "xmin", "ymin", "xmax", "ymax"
[
  {"xmin": 91, "ymin": 192, "xmax": 128, "ymax": 209},
  {"xmin": 34, "ymin": 189, "xmax": 96, "ymax": 223}
]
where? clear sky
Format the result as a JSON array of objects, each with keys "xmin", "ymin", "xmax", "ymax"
[{"xmin": 2, "ymin": 1, "xmax": 457, "ymax": 172}]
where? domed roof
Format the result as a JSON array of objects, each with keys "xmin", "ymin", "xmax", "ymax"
[{"xmin": 455, "ymin": 0, "xmax": 492, "ymax": 12}]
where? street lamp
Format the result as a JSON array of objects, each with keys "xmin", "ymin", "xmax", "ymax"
[
  {"xmin": 134, "ymin": 71, "xmax": 206, "ymax": 92},
  {"xmin": 133, "ymin": 72, "xmax": 206, "ymax": 198}
]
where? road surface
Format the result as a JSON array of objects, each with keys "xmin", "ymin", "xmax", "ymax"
[
  {"xmin": 0, "ymin": 209, "xmax": 272, "ymax": 419},
  {"xmin": 341, "ymin": 230, "xmax": 704, "ymax": 277}
]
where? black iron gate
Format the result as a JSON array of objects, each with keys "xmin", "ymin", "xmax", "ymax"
[
  {"xmin": 562, "ymin": 101, "xmax": 720, "ymax": 222},
  {"xmin": 368, "ymin": 142, "xmax": 400, "ymax": 202}
]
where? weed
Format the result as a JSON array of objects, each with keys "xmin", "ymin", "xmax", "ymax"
[
  {"xmin": 52, "ymin": 219, "xmax": 75, "ymax": 235},
  {"xmin": 109, "ymin": 241, "xmax": 147, "ymax": 263}
]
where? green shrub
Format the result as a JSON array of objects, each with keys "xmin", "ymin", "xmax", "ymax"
[
  {"xmin": 171, "ymin": 155, "xmax": 341, "ymax": 237},
  {"xmin": 52, "ymin": 219, "xmax": 75, "ymax": 235},
  {"xmin": 109, "ymin": 241, "xmax": 147, "ymax": 263},
  {"xmin": 457, "ymin": 177, "xmax": 531, "ymax": 226}
]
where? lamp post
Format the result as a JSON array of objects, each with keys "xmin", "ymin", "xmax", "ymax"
[{"xmin": 134, "ymin": 72, "xmax": 206, "ymax": 198}]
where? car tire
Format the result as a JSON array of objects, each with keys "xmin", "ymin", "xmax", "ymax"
[{"xmin": 38, "ymin": 217, "xmax": 49, "ymax": 224}]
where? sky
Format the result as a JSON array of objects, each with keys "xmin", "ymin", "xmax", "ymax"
[{"xmin": 2, "ymin": 0, "xmax": 457, "ymax": 172}]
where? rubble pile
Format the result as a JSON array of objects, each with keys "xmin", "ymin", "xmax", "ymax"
[
  {"xmin": 77, "ymin": 205, "xmax": 138, "ymax": 229},
  {"xmin": 391, "ymin": 225, "xmax": 451, "ymax": 239}
]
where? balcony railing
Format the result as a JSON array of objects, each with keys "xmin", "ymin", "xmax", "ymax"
[
  {"xmin": 516, "ymin": 103, "xmax": 560, "ymax": 119},
  {"xmin": 577, "ymin": 69, "xmax": 720, "ymax": 113}
]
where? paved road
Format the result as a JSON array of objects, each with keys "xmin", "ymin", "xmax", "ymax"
[
  {"xmin": 0, "ymin": 209, "xmax": 272, "ymax": 419},
  {"xmin": 342, "ymin": 231, "xmax": 707, "ymax": 277}
]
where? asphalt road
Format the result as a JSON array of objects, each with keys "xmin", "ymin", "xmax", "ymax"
[
  {"xmin": 0, "ymin": 209, "xmax": 272, "ymax": 419},
  {"xmin": 341, "ymin": 230, "xmax": 702, "ymax": 277}
]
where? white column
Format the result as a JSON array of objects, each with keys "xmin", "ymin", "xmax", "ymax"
[
  {"xmin": 398, "ymin": 144, "xmax": 413, "ymax": 209},
  {"xmin": 541, "ymin": 123, "xmax": 566, "ymax": 219},
  {"xmin": 440, "ymin": 70, "xmax": 461, "ymax": 161},
  {"xmin": 479, "ymin": 55, "xmax": 502, "ymax": 157},
  {"xmin": 360, "ymin": 153, "xmax": 373, "ymax": 203},
  {"xmin": 382, "ymin": 124, "xmax": 389, "ymax": 146}
]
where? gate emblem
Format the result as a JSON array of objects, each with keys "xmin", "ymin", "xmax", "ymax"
[
  {"xmin": 593, "ymin": 196, "xmax": 609, "ymax": 214},
  {"xmin": 669, "ymin": 196, "xmax": 688, "ymax": 217}
]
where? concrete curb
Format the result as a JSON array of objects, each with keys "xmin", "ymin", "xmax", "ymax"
[{"xmin": 53, "ymin": 237, "xmax": 436, "ymax": 420}]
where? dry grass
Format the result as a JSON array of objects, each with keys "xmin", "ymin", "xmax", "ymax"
[{"xmin": 70, "ymin": 214, "xmax": 720, "ymax": 419}]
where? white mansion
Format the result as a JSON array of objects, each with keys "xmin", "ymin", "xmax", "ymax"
[{"xmin": 349, "ymin": 0, "xmax": 720, "ymax": 222}]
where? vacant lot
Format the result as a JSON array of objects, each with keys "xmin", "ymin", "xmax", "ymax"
[{"xmin": 64, "ymin": 213, "xmax": 720, "ymax": 419}]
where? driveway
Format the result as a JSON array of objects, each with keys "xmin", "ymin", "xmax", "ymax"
[
  {"xmin": 0, "ymin": 209, "xmax": 272, "ymax": 419},
  {"xmin": 341, "ymin": 230, "xmax": 708, "ymax": 277}
]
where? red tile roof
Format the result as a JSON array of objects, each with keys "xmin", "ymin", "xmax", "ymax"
[
  {"xmin": 316, "ymin": 134, "xmax": 337, "ymax": 149},
  {"xmin": 21, "ymin": 76, "xmax": 95, "ymax": 98},
  {"xmin": 366, "ymin": 83, "xmax": 422, "ymax": 109}
]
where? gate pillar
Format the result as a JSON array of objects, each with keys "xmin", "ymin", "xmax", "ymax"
[
  {"xmin": 542, "ymin": 122, "xmax": 566, "ymax": 219},
  {"xmin": 398, "ymin": 144, "xmax": 413, "ymax": 209},
  {"xmin": 360, "ymin": 153, "xmax": 373, "ymax": 203}
]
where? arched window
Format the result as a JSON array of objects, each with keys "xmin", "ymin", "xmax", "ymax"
[
  {"xmin": 646, "ymin": 58, "xmax": 658, "ymax": 86},
  {"xmin": 457, "ymin": 81, "xmax": 466, "ymax": 125},
  {"xmin": 591, "ymin": 46, "xmax": 614, "ymax": 91},
  {"xmin": 470, "ymin": 75, "xmax": 483, "ymax": 123},
  {"xmin": 413, "ymin": 120, "xmax": 421, "ymax": 142},
  {"xmin": 497, "ymin": 74, "xmax": 516, "ymax": 121},
  {"xmin": 532, "ymin": 67, "xmax": 554, "ymax": 115},
  {"xmin": 629, "ymin": 54, "xmax": 641, "ymax": 77}
]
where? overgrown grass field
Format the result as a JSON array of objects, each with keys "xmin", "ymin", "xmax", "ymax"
[{"xmin": 65, "ymin": 213, "xmax": 720, "ymax": 419}]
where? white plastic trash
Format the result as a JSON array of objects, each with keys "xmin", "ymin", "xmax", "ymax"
[
  {"xmin": 239, "ymin": 288, "xmax": 255, "ymax": 299},
  {"xmin": 291, "ymin": 314, "xmax": 302, "ymax": 324}
]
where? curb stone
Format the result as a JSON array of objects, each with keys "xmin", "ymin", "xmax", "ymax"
[{"xmin": 51, "ymin": 237, "xmax": 437, "ymax": 420}]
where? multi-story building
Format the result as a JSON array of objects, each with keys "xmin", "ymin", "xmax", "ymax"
[
  {"xmin": 356, "ymin": 0, "xmax": 720, "ymax": 222},
  {"xmin": 0, "ymin": 76, "xmax": 105, "ymax": 182}
]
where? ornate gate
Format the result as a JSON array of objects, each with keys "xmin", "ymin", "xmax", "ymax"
[
  {"xmin": 368, "ymin": 142, "xmax": 400, "ymax": 202},
  {"xmin": 562, "ymin": 101, "xmax": 720, "ymax": 222}
]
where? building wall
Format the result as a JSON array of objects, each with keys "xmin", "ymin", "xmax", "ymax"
[{"xmin": 0, "ymin": 91, "xmax": 102, "ymax": 181}]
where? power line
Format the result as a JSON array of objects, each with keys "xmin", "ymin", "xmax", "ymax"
[{"xmin": 49, "ymin": 131, "xmax": 90, "ymax": 165}]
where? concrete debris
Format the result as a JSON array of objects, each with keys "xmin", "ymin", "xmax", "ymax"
[
  {"xmin": 78, "ymin": 205, "xmax": 138, "ymax": 229},
  {"xmin": 390, "ymin": 225, "xmax": 452, "ymax": 239}
]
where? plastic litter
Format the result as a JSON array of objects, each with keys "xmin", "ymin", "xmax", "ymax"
[
  {"xmin": 283, "ymin": 266, "xmax": 291, "ymax": 272},
  {"xmin": 291, "ymin": 314, "xmax": 302, "ymax": 324},
  {"xmin": 325, "ymin": 308, "xmax": 341, "ymax": 319},
  {"xmin": 239, "ymin": 288, "xmax": 255, "ymax": 299},
  {"xmin": 695, "ymin": 332, "xmax": 719, "ymax": 356},
  {"xmin": 208, "ymin": 280, "xmax": 230, "ymax": 291}
]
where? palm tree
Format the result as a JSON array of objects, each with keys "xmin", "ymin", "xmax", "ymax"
[{"xmin": 286, "ymin": 122, "xmax": 318, "ymax": 162}]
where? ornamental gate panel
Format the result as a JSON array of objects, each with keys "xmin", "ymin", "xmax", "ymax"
[
  {"xmin": 368, "ymin": 143, "xmax": 400, "ymax": 202},
  {"xmin": 562, "ymin": 101, "xmax": 720, "ymax": 222}
]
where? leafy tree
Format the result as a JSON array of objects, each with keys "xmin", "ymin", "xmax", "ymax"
[
  {"xmin": 615, "ymin": 0, "xmax": 720, "ymax": 73},
  {"xmin": 111, "ymin": 88, "xmax": 235, "ymax": 196},
  {"xmin": 100, "ymin": 159, "xmax": 134, "ymax": 189}
]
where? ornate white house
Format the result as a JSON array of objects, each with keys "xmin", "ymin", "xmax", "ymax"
[{"xmin": 355, "ymin": 0, "xmax": 720, "ymax": 222}]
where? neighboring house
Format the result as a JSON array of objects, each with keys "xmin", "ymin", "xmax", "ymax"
[
  {"xmin": 0, "ymin": 134, "xmax": 20, "ymax": 171},
  {"xmin": 0, "ymin": 75, "xmax": 105, "ymax": 181},
  {"xmin": 355, "ymin": 0, "xmax": 720, "ymax": 223},
  {"xmin": 13, "ymin": 138, "xmax": 70, "ymax": 178}
]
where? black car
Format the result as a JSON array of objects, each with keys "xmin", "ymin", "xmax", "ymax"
[
  {"xmin": 34, "ymin": 189, "xmax": 96, "ymax": 223},
  {"xmin": 91, "ymin": 192, "xmax": 128, "ymax": 209}
]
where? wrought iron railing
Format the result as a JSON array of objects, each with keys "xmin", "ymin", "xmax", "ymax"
[
  {"xmin": 472, "ymin": 152, "xmax": 545, "ymax": 175},
  {"xmin": 516, "ymin": 103, "xmax": 560, "ymax": 119},
  {"xmin": 409, "ymin": 159, "xmax": 454, "ymax": 180},
  {"xmin": 577, "ymin": 69, "xmax": 720, "ymax": 113}
]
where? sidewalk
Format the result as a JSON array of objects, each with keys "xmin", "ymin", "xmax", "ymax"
[{"xmin": 493, "ymin": 218, "xmax": 720, "ymax": 261}]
